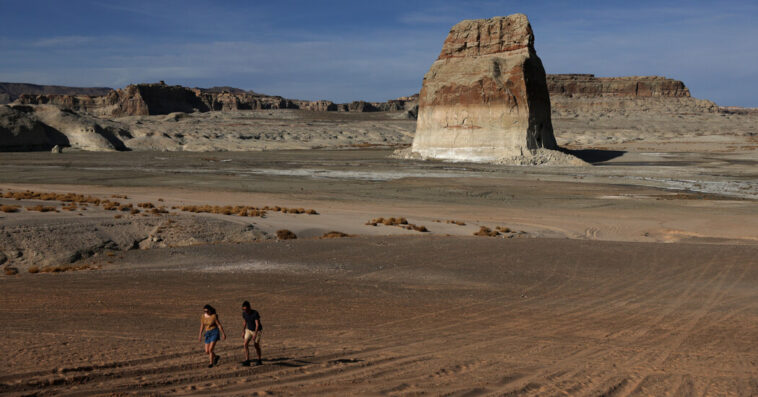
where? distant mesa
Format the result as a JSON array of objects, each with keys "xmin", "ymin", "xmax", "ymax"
[
  {"xmin": 0, "ymin": 82, "xmax": 112, "ymax": 105},
  {"xmin": 407, "ymin": 14, "xmax": 568, "ymax": 164},
  {"xmin": 12, "ymin": 81, "xmax": 419, "ymax": 117},
  {"xmin": 546, "ymin": 74, "xmax": 690, "ymax": 98}
]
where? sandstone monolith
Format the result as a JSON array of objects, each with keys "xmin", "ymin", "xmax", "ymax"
[{"xmin": 409, "ymin": 14, "xmax": 557, "ymax": 162}]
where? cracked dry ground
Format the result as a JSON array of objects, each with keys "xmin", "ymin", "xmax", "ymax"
[{"xmin": 1, "ymin": 237, "xmax": 757, "ymax": 396}]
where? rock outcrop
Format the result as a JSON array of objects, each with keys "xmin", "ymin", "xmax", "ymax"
[
  {"xmin": 547, "ymin": 74, "xmax": 690, "ymax": 98},
  {"xmin": 14, "ymin": 82, "xmax": 418, "ymax": 117},
  {"xmin": 0, "ymin": 104, "xmax": 130, "ymax": 152},
  {"xmin": 409, "ymin": 14, "xmax": 557, "ymax": 163},
  {"xmin": 0, "ymin": 82, "xmax": 112, "ymax": 104},
  {"xmin": 545, "ymin": 74, "xmax": 719, "ymax": 115},
  {"xmin": 0, "ymin": 105, "xmax": 68, "ymax": 151}
]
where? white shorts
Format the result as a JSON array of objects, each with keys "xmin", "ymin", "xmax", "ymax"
[{"xmin": 244, "ymin": 329, "xmax": 261, "ymax": 344}]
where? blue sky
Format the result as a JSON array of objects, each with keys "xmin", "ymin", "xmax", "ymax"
[{"xmin": 1, "ymin": 1, "xmax": 757, "ymax": 106}]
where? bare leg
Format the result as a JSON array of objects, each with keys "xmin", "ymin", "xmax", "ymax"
[
  {"xmin": 207, "ymin": 341, "xmax": 217, "ymax": 365},
  {"xmin": 254, "ymin": 342, "xmax": 262, "ymax": 361},
  {"xmin": 243, "ymin": 339, "xmax": 250, "ymax": 361}
]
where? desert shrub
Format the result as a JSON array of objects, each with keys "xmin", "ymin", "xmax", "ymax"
[
  {"xmin": 101, "ymin": 201, "xmax": 119, "ymax": 211},
  {"xmin": 27, "ymin": 266, "xmax": 39, "ymax": 274},
  {"xmin": 179, "ymin": 204, "xmax": 265, "ymax": 217},
  {"xmin": 158, "ymin": 198, "xmax": 164, "ymax": 202},
  {"xmin": 3, "ymin": 266, "xmax": 19, "ymax": 276},
  {"xmin": 306, "ymin": 209, "xmax": 319, "ymax": 215},
  {"xmin": 114, "ymin": 214, "xmax": 123, "ymax": 219},
  {"xmin": 276, "ymin": 229, "xmax": 297, "ymax": 240},
  {"xmin": 130, "ymin": 208, "xmax": 140, "ymax": 215},
  {"xmin": 0, "ymin": 205, "xmax": 20, "ymax": 213},
  {"xmin": 321, "ymin": 231, "xmax": 351, "ymax": 239},
  {"xmin": 26, "ymin": 205, "xmax": 57, "ymax": 212},
  {"xmin": 367, "ymin": 216, "xmax": 427, "ymax": 232},
  {"xmin": 38, "ymin": 264, "xmax": 100, "ymax": 273},
  {"xmin": 118, "ymin": 204, "xmax": 133, "ymax": 211},
  {"xmin": 473, "ymin": 226, "xmax": 500, "ymax": 237},
  {"xmin": 495, "ymin": 226, "xmax": 511, "ymax": 233},
  {"xmin": 111, "ymin": 194, "xmax": 128, "ymax": 199},
  {"xmin": 150, "ymin": 207, "xmax": 169, "ymax": 215}
]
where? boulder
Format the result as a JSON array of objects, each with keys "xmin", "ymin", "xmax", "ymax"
[{"xmin": 409, "ymin": 14, "xmax": 557, "ymax": 162}]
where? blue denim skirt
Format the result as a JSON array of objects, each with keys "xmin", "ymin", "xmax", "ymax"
[{"xmin": 204, "ymin": 328, "xmax": 220, "ymax": 344}]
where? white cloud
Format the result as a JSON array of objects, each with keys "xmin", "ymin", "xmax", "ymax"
[{"xmin": 32, "ymin": 35, "xmax": 97, "ymax": 47}]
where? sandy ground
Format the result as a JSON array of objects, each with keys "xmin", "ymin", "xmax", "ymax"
[
  {"xmin": 1, "ymin": 135, "xmax": 757, "ymax": 395},
  {"xmin": 1, "ymin": 237, "xmax": 757, "ymax": 396}
]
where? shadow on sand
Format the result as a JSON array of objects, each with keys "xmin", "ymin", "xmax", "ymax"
[{"xmin": 563, "ymin": 148, "xmax": 626, "ymax": 164}]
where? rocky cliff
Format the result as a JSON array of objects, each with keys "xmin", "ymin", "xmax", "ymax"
[
  {"xmin": 15, "ymin": 82, "xmax": 418, "ymax": 117},
  {"xmin": 547, "ymin": 74, "xmax": 690, "ymax": 98},
  {"xmin": 0, "ymin": 83, "xmax": 112, "ymax": 104},
  {"xmin": 0, "ymin": 104, "xmax": 131, "ymax": 152},
  {"xmin": 409, "ymin": 14, "xmax": 559, "ymax": 163},
  {"xmin": 545, "ymin": 74, "xmax": 719, "ymax": 115}
]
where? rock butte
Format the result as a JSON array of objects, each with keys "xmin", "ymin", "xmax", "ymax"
[{"xmin": 410, "ymin": 14, "xmax": 557, "ymax": 163}]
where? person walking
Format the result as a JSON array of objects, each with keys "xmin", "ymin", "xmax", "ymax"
[
  {"xmin": 241, "ymin": 300, "xmax": 263, "ymax": 366},
  {"xmin": 198, "ymin": 304, "xmax": 226, "ymax": 368}
]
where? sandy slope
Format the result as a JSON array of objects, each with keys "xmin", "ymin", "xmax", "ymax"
[{"xmin": 1, "ymin": 237, "xmax": 756, "ymax": 396}]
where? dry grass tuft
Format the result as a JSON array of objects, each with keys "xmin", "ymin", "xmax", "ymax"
[
  {"xmin": 367, "ymin": 217, "xmax": 427, "ymax": 232},
  {"xmin": 114, "ymin": 214, "xmax": 123, "ymax": 219},
  {"xmin": 0, "ymin": 204, "xmax": 20, "ymax": 213},
  {"xmin": 432, "ymin": 219, "xmax": 466, "ymax": 226},
  {"xmin": 262, "ymin": 205, "xmax": 318, "ymax": 215},
  {"xmin": 2, "ymin": 190, "xmax": 101, "ymax": 205},
  {"xmin": 101, "ymin": 201, "xmax": 119, "ymax": 211},
  {"xmin": 150, "ymin": 207, "xmax": 169, "ymax": 215},
  {"xmin": 180, "ymin": 204, "xmax": 265, "ymax": 217},
  {"xmin": 130, "ymin": 208, "xmax": 140, "ymax": 215},
  {"xmin": 27, "ymin": 266, "xmax": 39, "ymax": 274},
  {"xmin": 26, "ymin": 205, "xmax": 57, "ymax": 212},
  {"xmin": 473, "ymin": 226, "xmax": 500, "ymax": 237},
  {"xmin": 495, "ymin": 226, "xmax": 511, "ymax": 233},
  {"xmin": 3, "ymin": 266, "xmax": 19, "ymax": 276},
  {"xmin": 321, "ymin": 231, "xmax": 351, "ymax": 239},
  {"xmin": 276, "ymin": 229, "xmax": 297, "ymax": 240},
  {"xmin": 38, "ymin": 264, "xmax": 101, "ymax": 273}
]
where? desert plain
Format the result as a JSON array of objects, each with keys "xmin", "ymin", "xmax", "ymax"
[{"xmin": 1, "ymin": 103, "xmax": 758, "ymax": 396}]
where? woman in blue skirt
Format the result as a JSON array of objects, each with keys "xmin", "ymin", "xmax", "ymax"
[{"xmin": 198, "ymin": 304, "xmax": 226, "ymax": 367}]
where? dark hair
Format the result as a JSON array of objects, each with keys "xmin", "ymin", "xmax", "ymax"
[
  {"xmin": 241, "ymin": 301, "xmax": 251, "ymax": 309},
  {"xmin": 203, "ymin": 304, "xmax": 216, "ymax": 315}
]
